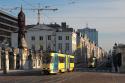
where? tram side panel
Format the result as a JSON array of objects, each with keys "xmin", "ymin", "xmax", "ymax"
[
  {"xmin": 69, "ymin": 55, "xmax": 74, "ymax": 71},
  {"xmin": 58, "ymin": 53, "xmax": 65, "ymax": 72},
  {"xmin": 42, "ymin": 53, "xmax": 74, "ymax": 74}
]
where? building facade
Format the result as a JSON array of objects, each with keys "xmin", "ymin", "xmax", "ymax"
[
  {"xmin": 56, "ymin": 32, "xmax": 77, "ymax": 55},
  {"xmin": 77, "ymin": 26, "xmax": 98, "ymax": 46},
  {"xmin": 0, "ymin": 10, "xmax": 18, "ymax": 46},
  {"xmin": 75, "ymin": 31, "xmax": 105, "ymax": 68},
  {"xmin": 11, "ymin": 23, "xmax": 76, "ymax": 55}
]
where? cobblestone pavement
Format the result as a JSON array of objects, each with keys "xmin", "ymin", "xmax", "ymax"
[{"xmin": 0, "ymin": 71, "xmax": 125, "ymax": 83}]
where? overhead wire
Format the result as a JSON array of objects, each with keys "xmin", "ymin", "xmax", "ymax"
[{"xmin": 21, "ymin": 0, "xmax": 36, "ymax": 8}]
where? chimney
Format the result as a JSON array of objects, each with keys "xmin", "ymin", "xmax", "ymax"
[{"xmin": 61, "ymin": 22, "xmax": 66, "ymax": 28}]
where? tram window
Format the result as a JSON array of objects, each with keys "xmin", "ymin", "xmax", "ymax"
[
  {"xmin": 59, "ymin": 57, "xmax": 64, "ymax": 63},
  {"xmin": 51, "ymin": 56, "xmax": 54, "ymax": 63},
  {"xmin": 70, "ymin": 58, "xmax": 74, "ymax": 63}
]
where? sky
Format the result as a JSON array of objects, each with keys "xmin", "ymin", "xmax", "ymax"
[{"xmin": 0, "ymin": 0, "xmax": 125, "ymax": 51}]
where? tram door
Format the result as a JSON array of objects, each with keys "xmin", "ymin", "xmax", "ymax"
[
  {"xmin": 67, "ymin": 55, "xmax": 70, "ymax": 71},
  {"xmin": 53, "ymin": 53, "xmax": 58, "ymax": 73}
]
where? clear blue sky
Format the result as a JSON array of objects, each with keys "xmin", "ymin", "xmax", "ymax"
[{"xmin": 0, "ymin": 0, "xmax": 125, "ymax": 51}]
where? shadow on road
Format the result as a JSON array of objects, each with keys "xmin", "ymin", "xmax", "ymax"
[{"xmin": 0, "ymin": 70, "xmax": 47, "ymax": 76}]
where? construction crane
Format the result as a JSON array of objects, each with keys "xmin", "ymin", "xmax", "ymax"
[
  {"xmin": 26, "ymin": 4, "xmax": 58, "ymax": 24},
  {"xmin": 0, "ymin": 4, "xmax": 58, "ymax": 24}
]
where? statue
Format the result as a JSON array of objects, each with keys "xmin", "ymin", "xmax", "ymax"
[{"xmin": 18, "ymin": 6, "xmax": 28, "ymax": 69}]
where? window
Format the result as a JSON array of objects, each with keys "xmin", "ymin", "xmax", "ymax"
[
  {"xmin": 39, "ymin": 36, "xmax": 43, "ymax": 40},
  {"xmin": 59, "ymin": 57, "xmax": 65, "ymax": 63},
  {"xmin": 65, "ymin": 43, "xmax": 69, "ymax": 51},
  {"xmin": 54, "ymin": 55, "xmax": 58, "ymax": 63},
  {"xmin": 58, "ymin": 43, "xmax": 62, "ymax": 51},
  {"xmin": 48, "ymin": 35, "xmax": 51, "ymax": 40},
  {"xmin": 58, "ymin": 36, "xmax": 62, "ymax": 40},
  {"xmin": 70, "ymin": 58, "xmax": 74, "ymax": 63},
  {"xmin": 66, "ymin": 36, "xmax": 69, "ymax": 40},
  {"xmin": 31, "ymin": 36, "xmax": 35, "ymax": 40}
]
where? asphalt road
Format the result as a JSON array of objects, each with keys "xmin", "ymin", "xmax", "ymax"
[{"xmin": 0, "ymin": 71, "xmax": 125, "ymax": 83}]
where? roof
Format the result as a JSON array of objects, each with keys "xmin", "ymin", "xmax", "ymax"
[
  {"xmin": 27, "ymin": 24, "xmax": 57, "ymax": 31},
  {"xmin": 26, "ymin": 23, "xmax": 73, "ymax": 32},
  {"xmin": 0, "ymin": 10, "xmax": 17, "ymax": 19},
  {"xmin": 118, "ymin": 44, "xmax": 125, "ymax": 48}
]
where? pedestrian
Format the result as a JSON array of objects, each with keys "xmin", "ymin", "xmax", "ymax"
[
  {"xmin": 113, "ymin": 53, "xmax": 118, "ymax": 72},
  {"xmin": 117, "ymin": 53, "xmax": 122, "ymax": 68}
]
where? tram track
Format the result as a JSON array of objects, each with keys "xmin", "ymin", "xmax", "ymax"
[
  {"xmin": 0, "ymin": 72, "xmax": 85, "ymax": 83},
  {"xmin": 29, "ymin": 73, "xmax": 65, "ymax": 83},
  {"xmin": 0, "ymin": 72, "xmax": 124, "ymax": 83},
  {"xmin": 42, "ymin": 72, "xmax": 82, "ymax": 83}
]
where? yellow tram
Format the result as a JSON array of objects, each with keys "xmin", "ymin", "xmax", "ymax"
[{"xmin": 42, "ymin": 52, "xmax": 74, "ymax": 74}]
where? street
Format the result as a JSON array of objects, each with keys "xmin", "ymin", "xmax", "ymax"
[{"xmin": 0, "ymin": 71, "xmax": 125, "ymax": 83}]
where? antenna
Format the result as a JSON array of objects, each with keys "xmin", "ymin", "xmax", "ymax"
[
  {"xmin": 37, "ymin": 3, "xmax": 41, "ymax": 24},
  {"xmin": 21, "ymin": 4, "xmax": 22, "ymax": 11}
]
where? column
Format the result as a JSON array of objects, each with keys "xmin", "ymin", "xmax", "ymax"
[
  {"xmin": 19, "ymin": 49, "xmax": 23, "ymax": 69},
  {"xmin": 3, "ymin": 48, "xmax": 9, "ymax": 74},
  {"xmin": 5, "ymin": 48, "xmax": 9, "ymax": 72},
  {"xmin": 19, "ymin": 48, "xmax": 28, "ymax": 70},
  {"xmin": 0, "ymin": 47, "xmax": 1, "ymax": 69},
  {"xmin": 13, "ymin": 48, "xmax": 18, "ymax": 69}
]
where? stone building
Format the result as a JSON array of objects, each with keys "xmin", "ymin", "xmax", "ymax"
[
  {"xmin": 11, "ymin": 22, "xmax": 76, "ymax": 55},
  {"xmin": 75, "ymin": 32, "xmax": 99, "ymax": 67},
  {"xmin": 77, "ymin": 25, "xmax": 98, "ymax": 46},
  {"xmin": 75, "ymin": 30, "xmax": 106, "ymax": 68},
  {"xmin": 0, "ymin": 10, "xmax": 18, "ymax": 46}
]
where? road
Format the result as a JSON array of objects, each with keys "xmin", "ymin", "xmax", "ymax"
[{"xmin": 0, "ymin": 71, "xmax": 125, "ymax": 83}]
